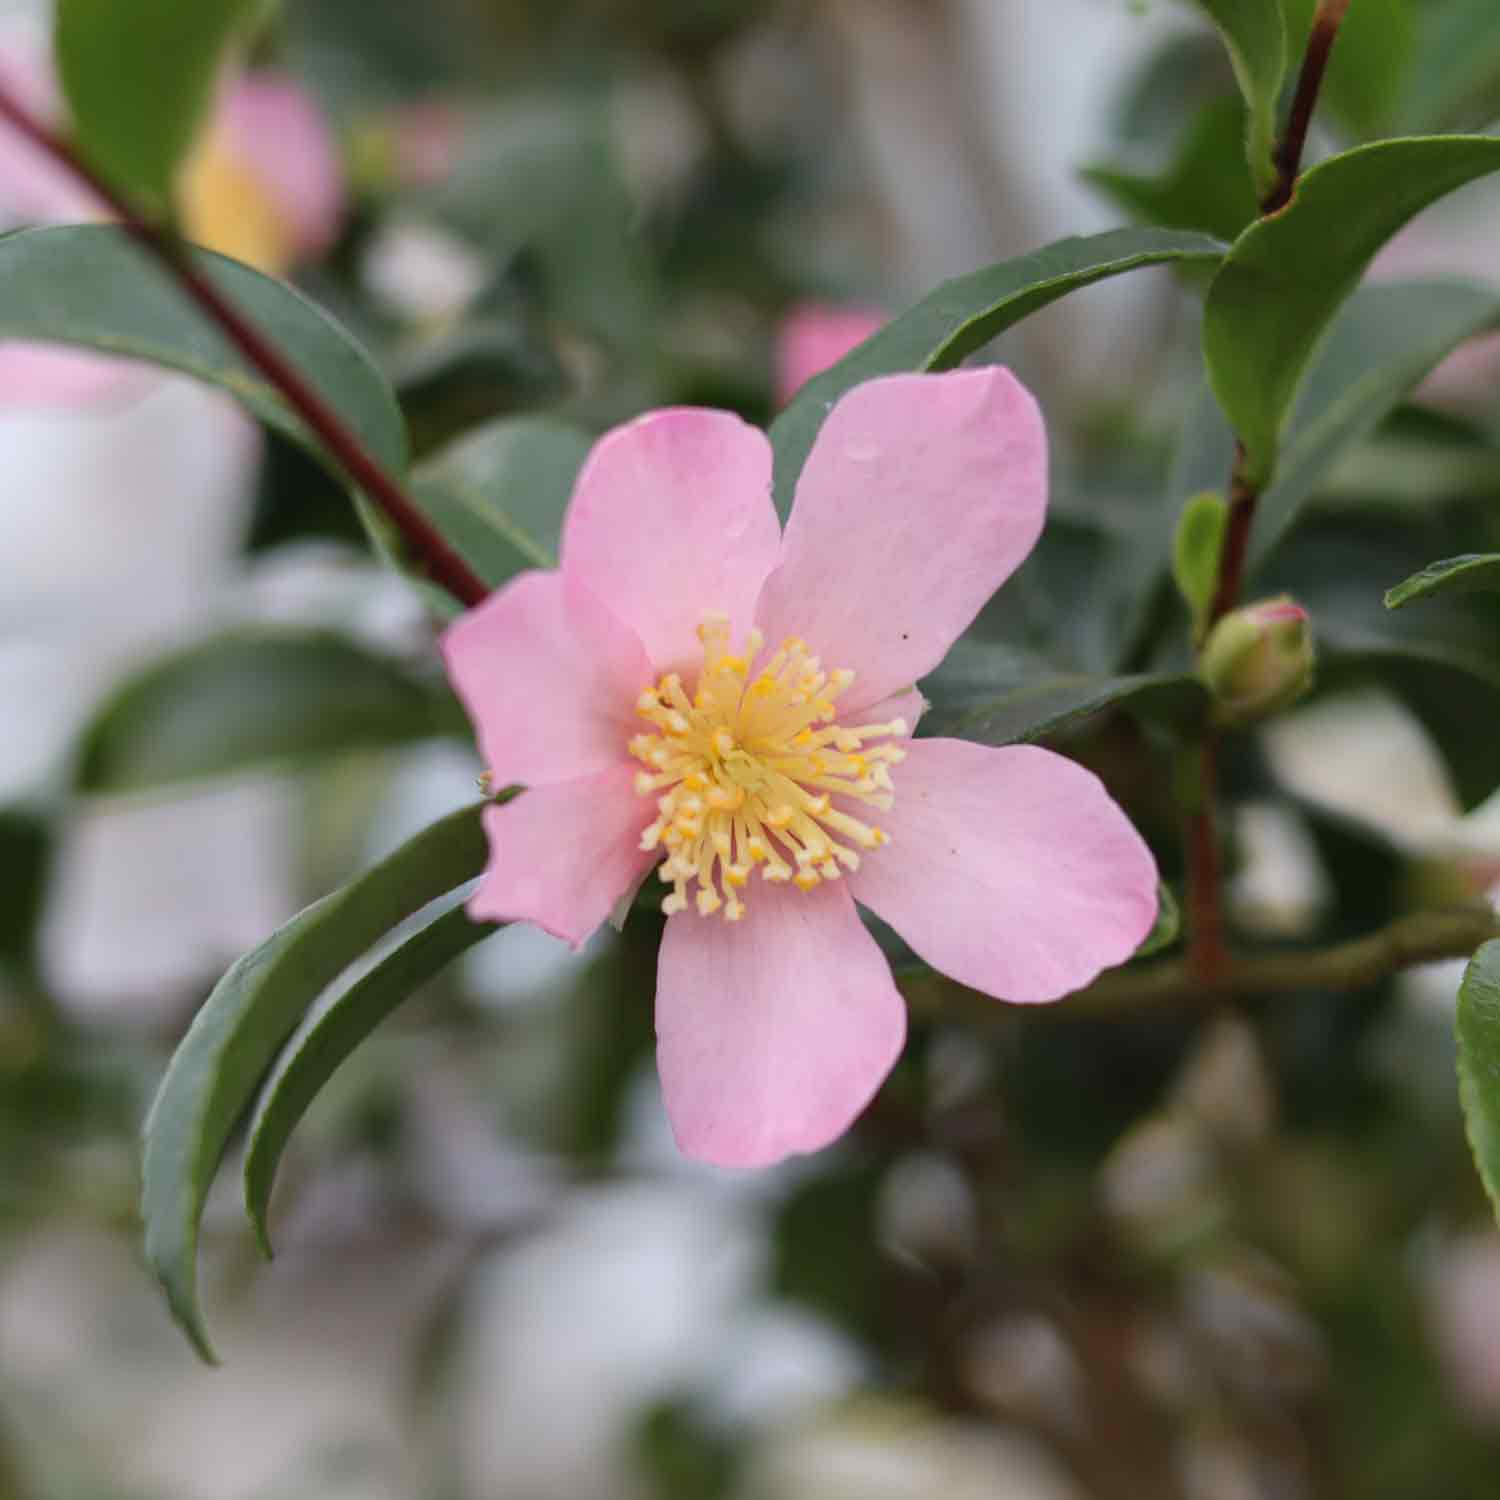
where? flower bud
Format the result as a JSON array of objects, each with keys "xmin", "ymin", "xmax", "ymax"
[{"xmin": 1199, "ymin": 596, "xmax": 1314, "ymax": 727}]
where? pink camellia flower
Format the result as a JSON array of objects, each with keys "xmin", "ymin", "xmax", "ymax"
[
  {"xmin": 774, "ymin": 303, "xmax": 886, "ymax": 407},
  {"xmin": 443, "ymin": 369, "xmax": 1159, "ymax": 1167}
]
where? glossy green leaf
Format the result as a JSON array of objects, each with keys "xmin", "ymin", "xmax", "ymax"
[
  {"xmin": 1385, "ymin": 555, "xmax": 1500, "ymax": 611},
  {"xmin": 56, "ymin": 0, "xmax": 257, "ymax": 205},
  {"xmin": 1185, "ymin": 0, "xmax": 1286, "ymax": 196},
  {"xmin": 1084, "ymin": 95, "xmax": 1258, "ymax": 243},
  {"xmin": 75, "ymin": 630, "xmax": 448, "ymax": 793},
  {"xmin": 1202, "ymin": 137, "xmax": 1500, "ymax": 487},
  {"xmin": 1172, "ymin": 490, "xmax": 1228, "ymax": 635},
  {"xmin": 770, "ymin": 228, "xmax": 1225, "ymax": 511},
  {"xmin": 1246, "ymin": 280, "xmax": 1500, "ymax": 573},
  {"xmin": 244, "ymin": 894, "xmax": 497, "ymax": 1255},
  {"xmin": 141, "ymin": 803, "xmax": 489, "ymax": 1361},
  {"xmin": 923, "ymin": 643, "xmax": 1207, "ymax": 745},
  {"xmin": 412, "ymin": 416, "xmax": 593, "ymax": 592},
  {"xmin": 1458, "ymin": 940, "xmax": 1500, "ymax": 1221},
  {"xmin": 0, "ymin": 226, "xmax": 406, "ymax": 474},
  {"xmin": 1137, "ymin": 884, "xmax": 1182, "ymax": 959},
  {"xmin": 1404, "ymin": 0, "xmax": 1500, "ymax": 131}
]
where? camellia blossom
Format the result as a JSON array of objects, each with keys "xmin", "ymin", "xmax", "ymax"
[{"xmin": 443, "ymin": 368, "xmax": 1159, "ymax": 1167}]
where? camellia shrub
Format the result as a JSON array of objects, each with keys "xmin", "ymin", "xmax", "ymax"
[{"xmin": 8, "ymin": 0, "xmax": 1500, "ymax": 1492}]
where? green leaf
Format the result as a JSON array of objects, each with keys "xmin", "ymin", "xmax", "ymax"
[
  {"xmin": 141, "ymin": 802, "xmax": 489, "ymax": 1361},
  {"xmin": 1172, "ymin": 490, "xmax": 1228, "ymax": 634},
  {"xmin": 1202, "ymin": 136, "xmax": 1500, "ymax": 488},
  {"xmin": 243, "ymin": 894, "xmax": 496, "ymax": 1255},
  {"xmin": 56, "ymin": 0, "xmax": 257, "ymax": 206},
  {"xmin": 426, "ymin": 95, "xmax": 657, "ymax": 354},
  {"xmin": 1184, "ymin": 0, "xmax": 1286, "ymax": 196},
  {"xmin": 75, "ymin": 630, "xmax": 449, "ymax": 793},
  {"xmin": 770, "ymin": 228, "xmax": 1226, "ymax": 512},
  {"xmin": 923, "ymin": 645, "xmax": 1207, "ymax": 745},
  {"xmin": 0, "ymin": 226, "xmax": 406, "ymax": 474},
  {"xmin": 1084, "ymin": 95, "xmax": 1258, "ymax": 243},
  {"xmin": 1137, "ymin": 884, "xmax": 1182, "ymax": 959},
  {"xmin": 1246, "ymin": 280, "xmax": 1500, "ymax": 573},
  {"xmin": 1404, "ymin": 0, "xmax": 1500, "ymax": 131},
  {"xmin": 1457, "ymin": 940, "xmax": 1500, "ymax": 1221},
  {"xmin": 0, "ymin": 810, "xmax": 48, "ymax": 977},
  {"xmin": 1385, "ymin": 555, "xmax": 1500, "ymax": 611},
  {"xmin": 412, "ymin": 416, "xmax": 593, "ymax": 592}
]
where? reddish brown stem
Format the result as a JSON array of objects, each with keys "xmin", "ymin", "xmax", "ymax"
[
  {"xmin": 1260, "ymin": 0, "xmax": 1353, "ymax": 214},
  {"xmin": 1204, "ymin": 444, "xmax": 1256, "ymax": 630},
  {"xmin": 0, "ymin": 85, "xmax": 490, "ymax": 610},
  {"xmin": 1186, "ymin": 737, "xmax": 1228, "ymax": 988}
]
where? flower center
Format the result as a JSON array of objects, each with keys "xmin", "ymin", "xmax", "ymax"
[{"xmin": 628, "ymin": 613, "xmax": 907, "ymax": 922}]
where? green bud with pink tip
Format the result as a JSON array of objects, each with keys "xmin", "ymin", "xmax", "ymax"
[{"xmin": 1199, "ymin": 595, "xmax": 1315, "ymax": 727}]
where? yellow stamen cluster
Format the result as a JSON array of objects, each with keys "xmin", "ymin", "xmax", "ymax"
[{"xmin": 629, "ymin": 613, "xmax": 906, "ymax": 922}]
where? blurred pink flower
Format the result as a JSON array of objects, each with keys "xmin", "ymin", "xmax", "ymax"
[
  {"xmin": 443, "ymin": 369, "xmax": 1158, "ymax": 1167},
  {"xmin": 774, "ymin": 303, "xmax": 886, "ymax": 407},
  {"xmin": 0, "ymin": 19, "xmax": 344, "ymax": 410}
]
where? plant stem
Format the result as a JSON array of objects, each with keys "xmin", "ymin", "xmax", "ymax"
[
  {"xmin": 1204, "ymin": 443, "xmax": 1256, "ymax": 631},
  {"xmin": 1185, "ymin": 5, "xmax": 1352, "ymax": 982},
  {"xmin": 908, "ymin": 906, "xmax": 1500, "ymax": 1020},
  {"xmin": 1261, "ymin": 0, "xmax": 1354, "ymax": 215},
  {"xmin": 1185, "ymin": 736, "xmax": 1228, "ymax": 987},
  {"xmin": 0, "ymin": 85, "xmax": 490, "ymax": 610}
]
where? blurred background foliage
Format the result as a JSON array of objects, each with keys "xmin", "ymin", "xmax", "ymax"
[{"xmin": 7, "ymin": 0, "xmax": 1500, "ymax": 1496}]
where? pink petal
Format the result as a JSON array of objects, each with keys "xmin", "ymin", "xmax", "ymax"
[
  {"xmin": 560, "ymin": 408, "xmax": 782, "ymax": 673},
  {"xmin": 756, "ymin": 369, "xmax": 1047, "ymax": 713},
  {"xmin": 655, "ymin": 880, "xmax": 907, "ymax": 1168},
  {"xmin": 852, "ymin": 686, "xmax": 926, "ymax": 735},
  {"xmin": 219, "ymin": 75, "xmax": 345, "ymax": 264},
  {"xmin": 441, "ymin": 570, "xmax": 652, "ymax": 789},
  {"xmin": 469, "ymin": 765, "xmax": 655, "ymax": 948},
  {"xmin": 774, "ymin": 302, "xmax": 885, "ymax": 407},
  {"xmin": 847, "ymin": 738, "xmax": 1157, "ymax": 1003}
]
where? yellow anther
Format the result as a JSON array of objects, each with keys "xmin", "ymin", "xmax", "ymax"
[{"xmin": 625, "ymin": 613, "xmax": 906, "ymax": 922}]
